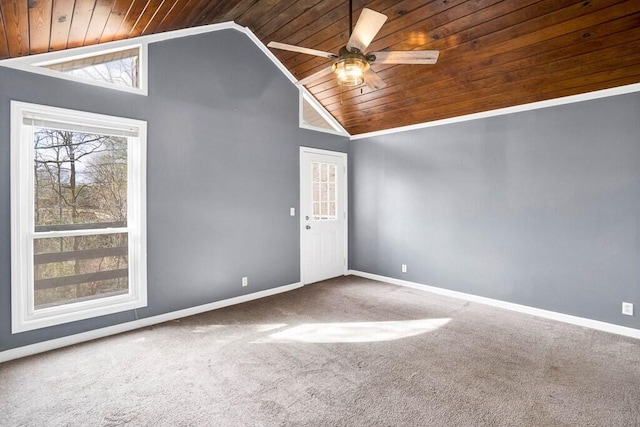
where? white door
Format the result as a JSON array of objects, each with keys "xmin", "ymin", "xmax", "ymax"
[{"xmin": 300, "ymin": 147, "xmax": 347, "ymax": 285}]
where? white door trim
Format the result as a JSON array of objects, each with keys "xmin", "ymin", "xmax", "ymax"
[{"xmin": 299, "ymin": 147, "xmax": 348, "ymax": 285}]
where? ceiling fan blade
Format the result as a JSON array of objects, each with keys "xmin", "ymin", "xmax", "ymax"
[
  {"xmin": 296, "ymin": 66, "xmax": 335, "ymax": 86},
  {"xmin": 267, "ymin": 41, "xmax": 338, "ymax": 59},
  {"xmin": 364, "ymin": 69, "xmax": 387, "ymax": 91},
  {"xmin": 370, "ymin": 50, "xmax": 440, "ymax": 64},
  {"xmin": 346, "ymin": 8, "xmax": 388, "ymax": 54}
]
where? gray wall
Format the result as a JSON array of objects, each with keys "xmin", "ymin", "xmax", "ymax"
[
  {"xmin": 350, "ymin": 92, "xmax": 640, "ymax": 329},
  {"xmin": 0, "ymin": 29, "xmax": 347, "ymax": 351}
]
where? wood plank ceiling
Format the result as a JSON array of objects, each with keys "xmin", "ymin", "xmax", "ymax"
[{"xmin": 0, "ymin": 0, "xmax": 639, "ymax": 135}]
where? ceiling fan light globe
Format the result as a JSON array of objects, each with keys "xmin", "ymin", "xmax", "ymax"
[{"xmin": 332, "ymin": 58, "xmax": 369, "ymax": 87}]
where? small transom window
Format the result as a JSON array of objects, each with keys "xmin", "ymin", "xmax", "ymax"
[{"xmin": 39, "ymin": 47, "xmax": 140, "ymax": 89}]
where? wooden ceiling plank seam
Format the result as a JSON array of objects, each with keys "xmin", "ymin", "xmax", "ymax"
[
  {"xmin": 0, "ymin": 0, "xmax": 30, "ymax": 56},
  {"xmin": 320, "ymin": 12, "xmax": 640, "ymax": 111},
  {"xmin": 112, "ymin": 0, "xmax": 149, "ymax": 40},
  {"xmin": 28, "ymin": 0, "xmax": 53, "ymax": 54},
  {"xmin": 66, "ymin": 0, "xmax": 98, "ymax": 49},
  {"xmin": 258, "ymin": 0, "xmax": 352, "ymax": 46},
  {"xmin": 125, "ymin": 0, "xmax": 157, "ymax": 38},
  {"xmin": 84, "ymin": 0, "xmax": 117, "ymax": 45},
  {"xmin": 361, "ymin": 0, "xmax": 511, "ymax": 55},
  {"xmin": 261, "ymin": 4, "xmax": 344, "ymax": 56},
  {"xmin": 0, "ymin": 2, "xmax": 12, "ymax": 58},
  {"xmin": 194, "ymin": 0, "xmax": 242, "ymax": 27},
  {"xmin": 285, "ymin": 0, "xmax": 485, "ymax": 78},
  {"xmin": 153, "ymin": 0, "xmax": 226, "ymax": 35},
  {"xmin": 253, "ymin": 0, "xmax": 327, "ymax": 43},
  {"xmin": 460, "ymin": 0, "xmax": 635, "ymax": 71},
  {"xmin": 142, "ymin": 0, "xmax": 186, "ymax": 35},
  {"xmin": 235, "ymin": 0, "xmax": 286, "ymax": 29},
  {"xmin": 139, "ymin": 0, "xmax": 177, "ymax": 35},
  {"xmin": 366, "ymin": 0, "xmax": 547, "ymax": 55},
  {"xmin": 100, "ymin": 0, "xmax": 137, "ymax": 43},
  {"xmin": 128, "ymin": 0, "xmax": 167, "ymax": 38},
  {"xmin": 341, "ymin": 48, "xmax": 640, "ymax": 126},
  {"xmin": 311, "ymin": 0, "xmax": 629, "ymax": 105},
  {"xmin": 155, "ymin": 0, "xmax": 202, "ymax": 33},
  {"xmin": 176, "ymin": 0, "xmax": 216, "ymax": 30},
  {"xmin": 219, "ymin": 0, "xmax": 261, "ymax": 24},
  {"xmin": 49, "ymin": 0, "xmax": 75, "ymax": 51},
  {"xmin": 189, "ymin": 0, "xmax": 225, "ymax": 27}
]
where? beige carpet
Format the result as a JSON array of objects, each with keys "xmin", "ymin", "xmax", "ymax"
[{"xmin": 1, "ymin": 276, "xmax": 639, "ymax": 426}]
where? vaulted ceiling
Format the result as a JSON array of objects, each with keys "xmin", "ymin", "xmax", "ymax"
[{"xmin": 0, "ymin": 0, "xmax": 639, "ymax": 135}]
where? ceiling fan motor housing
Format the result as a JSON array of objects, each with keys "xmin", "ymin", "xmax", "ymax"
[{"xmin": 333, "ymin": 47, "xmax": 371, "ymax": 87}]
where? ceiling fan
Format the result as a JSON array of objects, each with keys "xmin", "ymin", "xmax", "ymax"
[{"xmin": 267, "ymin": 1, "xmax": 439, "ymax": 90}]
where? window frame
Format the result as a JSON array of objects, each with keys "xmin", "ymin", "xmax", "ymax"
[
  {"xmin": 7, "ymin": 43, "xmax": 148, "ymax": 96},
  {"xmin": 299, "ymin": 91, "xmax": 348, "ymax": 136},
  {"xmin": 10, "ymin": 101, "xmax": 147, "ymax": 334}
]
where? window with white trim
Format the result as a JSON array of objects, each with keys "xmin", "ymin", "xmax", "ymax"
[
  {"xmin": 312, "ymin": 161, "xmax": 338, "ymax": 220},
  {"xmin": 299, "ymin": 92, "xmax": 347, "ymax": 136},
  {"xmin": 40, "ymin": 47, "xmax": 140, "ymax": 89},
  {"xmin": 0, "ymin": 43, "xmax": 151, "ymax": 95},
  {"xmin": 11, "ymin": 101, "xmax": 147, "ymax": 333}
]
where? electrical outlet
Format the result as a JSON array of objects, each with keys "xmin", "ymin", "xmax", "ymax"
[
  {"xmin": 622, "ymin": 302, "xmax": 633, "ymax": 316},
  {"xmin": 242, "ymin": 277, "xmax": 248, "ymax": 287},
  {"xmin": 290, "ymin": 207, "xmax": 295, "ymax": 216},
  {"xmin": 401, "ymin": 264, "xmax": 407, "ymax": 273}
]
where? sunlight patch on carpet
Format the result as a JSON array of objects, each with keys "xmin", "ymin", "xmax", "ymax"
[{"xmin": 251, "ymin": 318, "xmax": 451, "ymax": 343}]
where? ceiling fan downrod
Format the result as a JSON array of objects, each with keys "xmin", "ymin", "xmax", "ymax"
[{"xmin": 349, "ymin": 0, "xmax": 353, "ymax": 37}]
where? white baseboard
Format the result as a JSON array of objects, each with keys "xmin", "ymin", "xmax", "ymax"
[
  {"xmin": 348, "ymin": 270, "xmax": 640, "ymax": 340},
  {"xmin": 0, "ymin": 282, "xmax": 303, "ymax": 363}
]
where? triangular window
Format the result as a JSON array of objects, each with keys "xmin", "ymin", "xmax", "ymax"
[
  {"xmin": 0, "ymin": 42, "xmax": 147, "ymax": 95},
  {"xmin": 38, "ymin": 47, "xmax": 140, "ymax": 88},
  {"xmin": 37, "ymin": 47, "xmax": 141, "ymax": 89},
  {"xmin": 300, "ymin": 92, "xmax": 347, "ymax": 136}
]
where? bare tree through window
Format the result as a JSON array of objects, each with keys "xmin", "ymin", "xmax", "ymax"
[{"xmin": 33, "ymin": 129, "xmax": 130, "ymax": 308}]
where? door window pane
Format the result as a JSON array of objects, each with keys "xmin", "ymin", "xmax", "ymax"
[{"xmin": 311, "ymin": 162, "xmax": 337, "ymax": 220}]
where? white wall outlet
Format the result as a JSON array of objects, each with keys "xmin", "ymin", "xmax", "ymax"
[
  {"xmin": 290, "ymin": 207, "xmax": 295, "ymax": 216},
  {"xmin": 401, "ymin": 264, "xmax": 407, "ymax": 273},
  {"xmin": 242, "ymin": 277, "xmax": 248, "ymax": 287},
  {"xmin": 622, "ymin": 302, "xmax": 633, "ymax": 316}
]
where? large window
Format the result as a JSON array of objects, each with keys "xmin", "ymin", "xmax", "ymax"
[{"xmin": 11, "ymin": 102, "xmax": 147, "ymax": 333}]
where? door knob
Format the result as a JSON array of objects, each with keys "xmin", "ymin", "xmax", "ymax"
[
  {"xmin": 305, "ymin": 216, "xmax": 310, "ymax": 220},
  {"xmin": 306, "ymin": 225, "xmax": 311, "ymax": 230}
]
